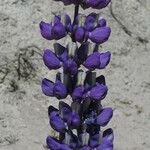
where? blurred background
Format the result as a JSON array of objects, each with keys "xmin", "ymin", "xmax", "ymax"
[{"xmin": 0, "ymin": 0, "xmax": 150, "ymax": 150}]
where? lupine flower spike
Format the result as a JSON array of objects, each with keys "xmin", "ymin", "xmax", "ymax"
[{"xmin": 40, "ymin": 0, "xmax": 113, "ymax": 149}]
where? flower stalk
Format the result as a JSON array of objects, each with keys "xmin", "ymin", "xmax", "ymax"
[{"xmin": 40, "ymin": 0, "xmax": 113, "ymax": 149}]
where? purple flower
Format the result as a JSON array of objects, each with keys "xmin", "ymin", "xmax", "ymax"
[
  {"xmin": 59, "ymin": 101, "xmax": 72, "ymax": 122},
  {"xmin": 40, "ymin": 21, "xmax": 53, "ymax": 40},
  {"xmin": 46, "ymin": 136, "xmax": 72, "ymax": 150},
  {"xmin": 48, "ymin": 106, "xmax": 66, "ymax": 133},
  {"xmin": 42, "ymin": 78, "xmax": 67, "ymax": 99},
  {"xmin": 83, "ymin": 52, "xmax": 100, "ymax": 70},
  {"xmin": 80, "ymin": 146, "xmax": 91, "ymax": 150},
  {"xmin": 53, "ymin": 0, "xmax": 111, "ymax": 10},
  {"xmin": 99, "ymin": 51, "xmax": 111, "ymax": 69},
  {"xmin": 98, "ymin": 18, "xmax": 107, "ymax": 27},
  {"xmin": 103, "ymin": 128, "xmax": 114, "ymax": 143},
  {"xmin": 43, "ymin": 49, "xmax": 61, "ymax": 70},
  {"xmin": 72, "ymin": 86, "xmax": 85, "ymax": 101},
  {"xmin": 42, "ymin": 78, "xmax": 54, "ymax": 96},
  {"xmin": 63, "ymin": 59, "xmax": 78, "ymax": 75},
  {"xmin": 40, "ymin": 15, "xmax": 69, "ymax": 41},
  {"xmin": 50, "ymin": 112, "xmax": 66, "ymax": 133},
  {"xmin": 96, "ymin": 140, "xmax": 113, "ymax": 150},
  {"xmin": 87, "ymin": 83, "xmax": 108, "ymax": 101},
  {"xmin": 88, "ymin": 27, "xmax": 111, "ymax": 44},
  {"xmin": 89, "ymin": 133, "xmax": 100, "ymax": 147},
  {"xmin": 83, "ymin": 51, "xmax": 111, "ymax": 70},
  {"xmin": 54, "ymin": 80, "xmax": 68, "ymax": 99},
  {"xmin": 52, "ymin": 22, "xmax": 67, "ymax": 40},
  {"xmin": 96, "ymin": 107, "xmax": 113, "ymax": 127},
  {"xmin": 68, "ymin": 112, "xmax": 81, "ymax": 128},
  {"xmin": 84, "ymin": 13, "xmax": 98, "ymax": 31},
  {"xmin": 74, "ymin": 27, "xmax": 85, "ymax": 42},
  {"xmin": 85, "ymin": 0, "xmax": 111, "ymax": 9}
]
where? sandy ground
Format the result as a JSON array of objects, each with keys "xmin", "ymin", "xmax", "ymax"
[{"xmin": 0, "ymin": 0, "xmax": 150, "ymax": 150}]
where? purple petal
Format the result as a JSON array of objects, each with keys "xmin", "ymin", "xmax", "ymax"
[
  {"xmin": 85, "ymin": 13, "xmax": 98, "ymax": 31},
  {"xmin": 59, "ymin": 101, "xmax": 72, "ymax": 122},
  {"xmin": 63, "ymin": 59, "xmax": 78, "ymax": 75},
  {"xmin": 89, "ymin": 27, "xmax": 111, "ymax": 44},
  {"xmin": 42, "ymin": 78, "xmax": 54, "ymax": 96},
  {"xmin": 54, "ymin": 80, "xmax": 67, "ymax": 99},
  {"xmin": 72, "ymin": 86, "xmax": 85, "ymax": 101},
  {"xmin": 99, "ymin": 51, "xmax": 111, "ymax": 69},
  {"xmin": 96, "ymin": 140, "xmax": 113, "ymax": 150},
  {"xmin": 89, "ymin": 133, "xmax": 101, "ymax": 147},
  {"xmin": 48, "ymin": 106, "xmax": 58, "ymax": 117},
  {"xmin": 75, "ymin": 27, "xmax": 85, "ymax": 43},
  {"xmin": 43, "ymin": 49, "xmax": 61, "ymax": 70},
  {"xmin": 46, "ymin": 136, "xmax": 72, "ymax": 150},
  {"xmin": 52, "ymin": 22, "xmax": 67, "ymax": 40},
  {"xmin": 96, "ymin": 107, "xmax": 113, "ymax": 127},
  {"xmin": 40, "ymin": 21, "xmax": 53, "ymax": 40},
  {"xmin": 46, "ymin": 136, "xmax": 61, "ymax": 150},
  {"xmin": 96, "ymin": 0, "xmax": 111, "ymax": 9},
  {"xmin": 68, "ymin": 112, "xmax": 81, "ymax": 128},
  {"xmin": 83, "ymin": 52, "xmax": 100, "ymax": 70},
  {"xmin": 50, "ymin": 113, "xmax": 66, "ymax": 132},
  {"xmin": 103, "ymin": 128, "xmax": 114, "ymax": 143},
  {"xmin": 80, "ymin": 146, "xmax": 91, "ymax": 150},
  {"xmin": 98, "ymin": 18, "xmax": 107, "ymax": 27},
  {"xmin": 85, "ymin": 0, "xmax": 104, "ymax": 7},
  {"xmin": 88, "ymin": 84, "xmax": 108, "ymax": 101}
]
